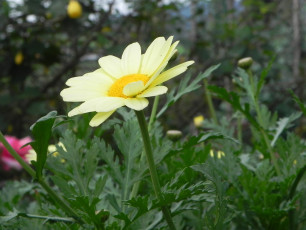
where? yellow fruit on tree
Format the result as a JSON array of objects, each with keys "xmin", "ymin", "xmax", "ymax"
[
  {"xmin": 14, "ymin": 52, "xmax": 24, "ymax": 65},
  {"xmin": 67, "ymin": 0, "xmax": 82, "ymax": 19}
]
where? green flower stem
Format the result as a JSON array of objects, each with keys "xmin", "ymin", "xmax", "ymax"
[
  {"xmin": 0, "ymin": 132, "xmax": 36, "ymax": 177},
  {"xmin": 237, "ymin": 116, "xmax": 242, "ymax": 147},
  {"xmin": 148, "ymin": 96, "xmax": 160, "ymax": 131},
  {"xmin": 235, "ymin": 85, "xmax": 243, "ymax": 149},
  {"xmin": 135, "ymin": 110, "xmax": 176, "ymax": 230},
  {"xmin": 247, "ymin": 69, "xmax": 255, "ymax": 93},
  {"xmin": 131, "ymin": 96, "xmax": 160, "ymax": 199},
  {"xmin": 204, "ymin": 79, "xmax": 218, "ymax": 125},
  {"xmin": 21, "ymin": 214, "xmax": 75, "ymax": 223},
  {"xmin": 0, "ymin": 131, "xmax": 84, "ymax": 225}
]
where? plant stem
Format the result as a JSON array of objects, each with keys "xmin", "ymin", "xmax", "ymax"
[
  {"xmin": 0, "ymin": 131, "xmax": 84, "ymax": 225},
  {"xmin": 204, "ymin": 79, "xmax": 218, "ymax": 124},
  {"xmin": 237, "ymin": 115, "xmax": 242, "ymax": 147},
  {"xmin": 131, "ymin": 96, "xmax": 160, "ymax": 199},
  {"xmin": 135, "ymin": 110, "xmax": 176, "ymax": 230},
  {"xmin": 288, "ymin": 165, "xmax": 306, "ymax": 229},
  {"xmin": 21, "ymin": 214, "xmax": 75, "ymax": 223},
  {"xmin": 148, "ymin": 96, "xmax": 160, "ymax": 131},
  {"xmin": 0, "ymin": 132, "xmax": 36, "ymax": 177}
]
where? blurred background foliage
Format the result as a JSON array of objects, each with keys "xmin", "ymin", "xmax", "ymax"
[{"xmin": 0, "ymin": 0, "xmax": 305, "ymax": 137}]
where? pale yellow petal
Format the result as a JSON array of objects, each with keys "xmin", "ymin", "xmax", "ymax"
[
  {"xmin": 143, "ymin": 40, "xmax": 179, "ymax": 88},
  {"xmin": 60, "ymin": 87, "xmax": 104, "ymax": 102},
  {"xmin": 66, "ymin": 69, "xmax": 114, "ymax": 87},
  {"xmin": 137, "ymin": 86, "xmax": 168, "ymax": 98},
  {"xmin": 154, "ymin": 40, "xmax": 179, "ymax": 74},
  {"xmin": 151, "ymin": 61, "xmax": 194, "ymax": 87},
  {"xmin": 79, "ymin": 97, "xmax": 125, "ymax": 113},
  {"xmin": 62, "ymin": 69, "xmax": 114, "ymax": 102},
  {"xmin": 123, "ymin": 81, "xmax": 145, "ymax": 97},
  {"xmin": 121, "ymin": 42, "xmax": 141, "ymax": 75},
  {"xmin": 140, "ymin": 37, "xmax": 167, "ymax": 75},
  {"xmin": 98, "ymin": 55, "xmax": 123, "ymax": 79},
  {"xmin": 68, "ymin": 106, "xmax": 82, "ymax": 117},
  {"xmin": 124, "ymin": 98, "xmax": 149, "ymax": 111},
  {"xmin": 89, "ymin": 111, "xmax": 115, "ymax": 127},
  {"xmin": 143, "ymin": 62, "xmax": 167, "ymax": 88},
  {"xmin": 95, "ymin": 97, "xmax": 125, "ymax": 112}
]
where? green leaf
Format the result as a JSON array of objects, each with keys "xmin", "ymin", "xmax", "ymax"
[
  {"xmin": 0, "ymin": 210, "xmax": 18, "ymax": 223},
  {"xmin": 290, "ymin": 90, "xmax": 306, "ymax": 116},
  {"xmin": 29, "ymin": 111, "xmax": 58, "ymax": 180},
  {"xmin": 113, "ymin": 118, "xmax": 143, "ymax": 202},
  {"xmin": 157, "ymin": 64, "xmax": 220, "ymax": 118},
  {"xmin": 271, "ymin": 112, "xmax": 302, "ymax": 147},
  {"xmin": 94, "ymin": 175, "xmax": 108, "ymax": 198},
  {"xmin": 124, "ymin": 196, "xmax": 151, "ymax": 220},
  {"xmin": 69, "ymin": 196, "xmax": 108, "ymax": 227},
  {"xmin": 197, "ymin": 131, "xmax": 239, "ymax": 144},
  {"xmin": 208, "ymin": 85, "xmax": 261, "ymax": 130}
]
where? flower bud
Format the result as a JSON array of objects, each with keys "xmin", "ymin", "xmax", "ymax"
[
  {"xmin": 101, "ymin": 26, "xmax": 111, "ymax": 33},
  {"xmin": 45, "ymin": 12, "xmax": 52, "ymax": 19},
  {"xmin": 67, "ymin": 0, "xmax": 82, "ymax": 19},
  {"xmin": 193, "ymin": 115, "xmax": 204, "ymax": 128},
  {"xmin": 166, "ymin": 130, "xmax": 182, "ymax": 141},
  {"xmin": 238, "ymin": 57, "xmax": 253, "ymax": 69},
  {"xmin": 210, "ymin": 149, "xmax": 225, "ymax": 159},
  {"xmin": 14, "ymin": 52, "xmax": 24, "ymax": 65},
  {"xmin": 217, "ymin": 150, "xmax": 225, "ymax": 159}
]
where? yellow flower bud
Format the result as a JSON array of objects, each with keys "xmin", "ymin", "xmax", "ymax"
[
  {"xmin": 210, "ymin": 149, "xmax": 214, "ymax": 157},
  {"xmin": 26, "ymin": 149, "xmax": 37, "ymax": 163},
  {"xmin": 67, "ymin": 0, "xmax": 82, "ymax": 19},
  {"xmin": 45, "ymin": 12, "xmax": 52, "ymax": 19},
  {"xmin": 101, "ymin": 26, "xmax": 111, "ymax": 33},
  {"xmin": 193, "ymin": 115, "xmax": 204, "ymax": 128},
  {"xmin": 14, "ymin": 52, "xmax": 24, "ymax": 65},
  {"xmin": 217, "ymin": 151, "xmax": 225, "ymax": 159}
]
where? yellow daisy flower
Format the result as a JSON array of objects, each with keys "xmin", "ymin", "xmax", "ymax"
[{"xmin": 61, "ymin": 36, "xmax": 194, "ymax": 126}]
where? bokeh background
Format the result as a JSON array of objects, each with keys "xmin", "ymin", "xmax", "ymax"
[{"xmin": 1, "ymin": 0, "xmax": 305, "ymax": 137}]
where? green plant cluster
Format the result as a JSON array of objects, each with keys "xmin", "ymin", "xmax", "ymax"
[
  {"xmin": 1, "ymin": 0, "xmax": 305, "ymax": 135},
  {"xmin": 0, "ymin": 63, "xmax": 305, "ymax": 229}
]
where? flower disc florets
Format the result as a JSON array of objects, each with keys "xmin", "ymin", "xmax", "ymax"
[
  {"xmin": 61, "ymin": 36, "xmax": 194, "ymax": 126},
  {"xmin": 108, "ymin": 74, "xmax": 149, "ymax": 98}
]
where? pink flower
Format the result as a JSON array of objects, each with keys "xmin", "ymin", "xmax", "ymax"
[{"xmin": 0, "ymin": 135, "xmax": 33, "ymax": 171}]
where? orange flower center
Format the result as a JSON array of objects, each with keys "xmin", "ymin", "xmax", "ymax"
[{"xmin": 108, "ymin": 74, "xmax": 149, "ymax": 98}]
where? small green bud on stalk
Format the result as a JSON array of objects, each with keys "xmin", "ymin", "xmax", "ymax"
[
  {"xmin": 238, "ymin": 57, "xmax": 253, "ymax": 69},
  {"xmin": 166, "ymin": 130, "xmax": 182, "ymax": 141}
]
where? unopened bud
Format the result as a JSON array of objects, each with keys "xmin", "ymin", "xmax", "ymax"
[
  {"xmin": 217, "ymin": 150, "xmax": 225, "ymax": 159},
  {"xmin": 238, "ymin": 57, "xmax": 253, "ymax": 69},
  {"xmin": 210, "ymin": 149, "xmax": 214, "ymax": 157},
  {"xmin": 193, "ymin": 115, "xmax": 204, "ymax": 128},
  {"xmin": 14, "ymin": 52, "xmax": 24, "ymax": 65},
  {"xmin": 166, "ymin": 130, "xmax": 182, "ymax": 141}
]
